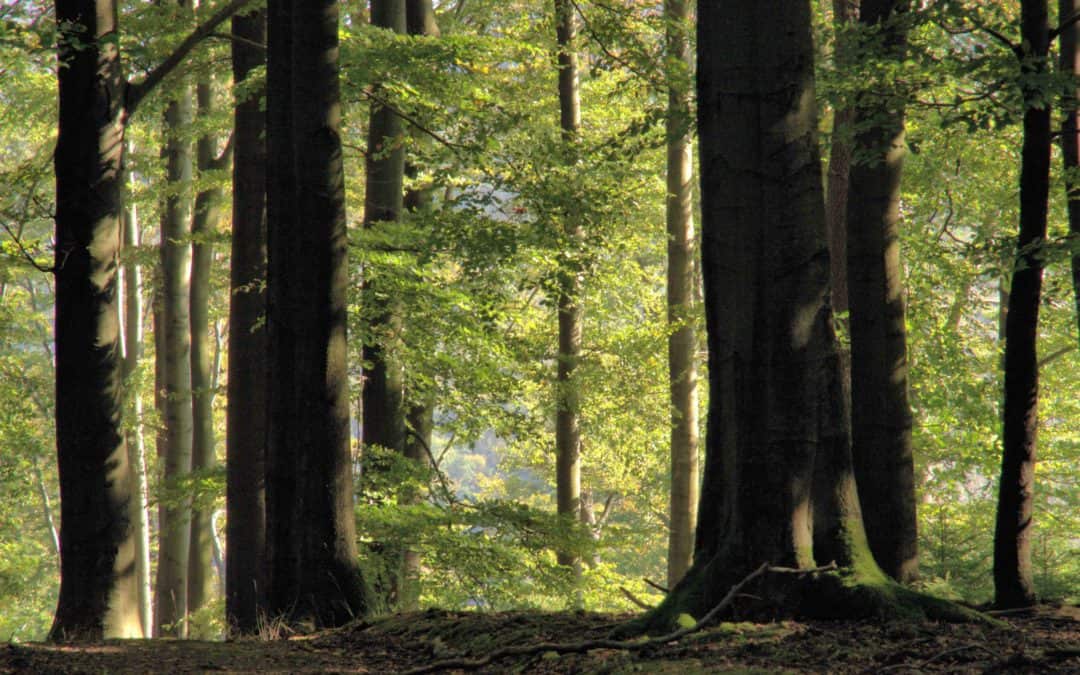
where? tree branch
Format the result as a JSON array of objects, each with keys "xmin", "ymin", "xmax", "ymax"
[
  {"xmin": 125, "ymin": 0, "xmax": 253, "ymax": 115},
  {"xmin": 1050, "ymin": 10, "xmax": 1080, "ymax": 43},
  {"xmin": 1, "ymin": 221, "xmax": 53, "ymax": 273}
]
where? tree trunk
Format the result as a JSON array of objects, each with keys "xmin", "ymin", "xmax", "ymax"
[
  {"xmin": 995, "ymin": 0, "xmax": 1050, "ymax": 610},
  {"xmin": 50, "ymin": 0, "xmax": 142, "ymax": 641},
  {"xmin": 156, "ymin": 63, "xmax": 195, "ymax": 637},
  {"xmin": 1059, "ymin": 0, "xmax": 1080, "ymax": 343},
  {"xmin": 122, "ymin": 157, "xmax": 154, "ymax": 637},
  {"xmin": 651, "ymin": 0, "xmax": 886, "ymax": 628},
  {"xmin": 663, "ymin": 0, "xmax": 699, "ymax": 590},
  {"xmin": 397, "ymin": 0, "xmax": 440, "ymax": 613},
  {"xmin": 554, "ymin": 0, "xmax": 584, "ymax": 586},
  {"xmin": 188, "ymin": 74, "xmax": 224, "ymax": 625},
  {"xmin": 265, "ymin": 0, "xmax": 368, "ymax": 626},
  {"xmin": 362, "ymin": 0, "xmax": 408, "ymax": 461},
  {"xmin": 225, "ymin": 7, "xmax": 267, "ymax": 636},
  {"xmin": 826, "ymin": 0, "xmax": 859, "ymax": 317},
  {"xmin": 846, "ymin": 0, "xmax": 918, "ymax": 584}
]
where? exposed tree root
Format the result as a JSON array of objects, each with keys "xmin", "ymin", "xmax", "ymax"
[{"xmin": 402, "ymin": 562, "xmax": 836, "ymax": 674}]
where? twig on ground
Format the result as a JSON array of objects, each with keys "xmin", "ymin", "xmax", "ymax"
[{"xmin": 402, "ymin": 561, "xmax": 837, "ymax": 674}]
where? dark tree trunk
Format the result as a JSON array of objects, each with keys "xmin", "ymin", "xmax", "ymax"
[
  {"xmin": 554, "ymin": 0, "xmax": 584, "ymax": 581},
  {"xmin": 265, "ymin": 0, "xmax": 368, "ymax": 626},
  {"xmin": 362, "ymin": 0, "xmax": 408, "ymax": 460},
  {"xmin": 651, "ymin": 0, "xmax": 885, "ymax": 628},
  {"xmin": 846, "ymin": 0, "xmax": 918, "ymax": 584},
  {"xmin": 995, "ymin": 0, "xmax": 1050, "ymax": 610},
  {"xmin": 1059, "ymin": 0, "xmax": 1080, "ymax": 342},
  {"xmin": 225, "ymin": 7, "xmax": 267, "ymax": 636},
  {"xmin": 50, "ymin": 1, "xmax": 141, "ymax": 639},
  {"xmin": 663, "ymin": 0, "xmax": 699, "ymax": 589}
]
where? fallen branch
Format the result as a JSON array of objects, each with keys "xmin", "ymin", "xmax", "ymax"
[{"xmin": 402, "ymin": 562, "xmax": 837, "ymax": 674}]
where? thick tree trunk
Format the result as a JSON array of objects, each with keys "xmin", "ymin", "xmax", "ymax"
[
  {"xmin": 653, "ymin": 0, "xmax": 886, "ymax": 628},
  {"xmin": 225, "ymin": 7, "xmax": 267, "ymax": 635},
  {"xmin": 362, "ymin": 0, "xmax": 408, "ymax": 461},
  {"xmin": 995, "ymin": 0, "xmax": 1050, "ymax": 610},
  {"xmin": 663, "ymin": 0, "xmax": 699, "ymax": 590},
  {"xmin": 846, "ymin": 0, "xmax": 918, "ymax": 583},
  {"xmin": 265, "ymin": 0, "xmax": 368, "ymax": 626},
  {"xmin": 188, "ymin": 75, "xmax": 224, "ymax": 624},
  {"xmin": 122, "ymin": 162, "xmax": 154, "ymax": 637},
  {"xmin": 554, "ymin": 0, "xmax": 584, "ymax": 583},
  {"xmin": 155, "ymin": 49, "xmax": 195, "ymax": 637},
  {"xmin": 50, "ymin": 0, "xmax": 142, "ymax": 641},
  {"xmin": 1059, "ymin": 0, "xmax": 1080, "ymax": 343}
]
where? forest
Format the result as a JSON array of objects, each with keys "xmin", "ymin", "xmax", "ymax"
[{"xmin": 0, "ymin": 0, "xmax": 1077, "ymax": 672}]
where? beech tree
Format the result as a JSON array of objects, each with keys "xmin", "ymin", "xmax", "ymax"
[
  {"xmin": 224, "ymin": 7, "xmax": 267, "ymax": 636},
  {"xmin": 49, "ymin": 0, "xmax": 247, "ymax": 642},
  {"xmin": 264, "ymin": 0, "xmax": 368, "ymax": 626},
  {"xmin": 846, "ymin": 0, "xmax": 918, "ymax": 584},
  {"xmin": 1060, "ymin": 0, "xmax": 1080, "ymax": 341}
]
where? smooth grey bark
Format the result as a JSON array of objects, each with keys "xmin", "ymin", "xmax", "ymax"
[
  {"xmin": 846, "ymin": 0, "xmax": 918, "ymax": 584},
  {"xmin": 155, "ymin": 64, "xmax": 195, "ymax": 638},
  {"xmin": 50, "ymin": 0, "xmax": 141, "ymax": 640},
  {"xmin": 554, "ymin": 0, "xmax": 584, "ymax": 581},
  {"xmin": 188, "ymin": 74, "xmax": 227, "ymax": 624},
  {"xmin": 663, "ymin": 0, "xmax": 699, "ymax": 590},
  {"xmin": 362, "ymin": 0, "xmax": 408, "ymax": 462},
  {"xmin": 995, "ymin": 0, "xmax": 1050, "ymax": 610},
  {"xmin": 265, "ymin": 0, "xmax": 368, "ymax": 626},
  {"xmin": 121, "ymin": 160, "xmax": 153, "ymax": 637}
]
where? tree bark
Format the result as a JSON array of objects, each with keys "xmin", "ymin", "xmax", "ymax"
[
  {"xmin": 265, "ymin": 0, "xmax": 368, "ymax": 626},
  {"xmin": 1059, "ymin": 0, "xmax": 1080, "ymax": 343},
  {"xmin": 554, "ymin": 0, "xmax": 584, "ymax": 585},
  {"xmin": 663, "ymin": 0, "xmax": 699, "ymax": 590},
  {"xmin": 995, "ymin": 0, "xmax": 1050, "ymax": 610},
  {"xmin": 155, "ymin": 56, "xmax": 195, "ymax": 638},
  {"xmin": 122, "ymin": 156, "xmax": 153, "ymax": 637},
  {"xmin": 188, "ymin": 74, "xmax": 225, "ymax": 625},
  {"xmin": 826, "ymin": 0, "xmax": 859, "ymax": 317},
  {"xmin": 846, "ymin": 0, "xmax": 918, "ymax": 583},
  {"xmin": 653, "ymin": 0, "xmax": 883, "ymax": 627},
  {"xmin": 50, "ymin": 0, "xmax": 142, "ymax": 641},
  {"xmin": 225, "ymin": 6, "xmax": 267, "ymax": 636},
  {"xmin": 362, "ymin": 0, "xmax": 408, "ymax": 462}
]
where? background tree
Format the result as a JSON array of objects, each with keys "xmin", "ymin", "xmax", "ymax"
[{"xmin": 1059, "ymin": 0, "xmax": 1080, "ymax": 340}]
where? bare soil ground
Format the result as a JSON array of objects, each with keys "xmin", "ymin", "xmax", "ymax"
[{"xmin": 3, "ymin": 605, "xmax": 1077, "ymax": 674}]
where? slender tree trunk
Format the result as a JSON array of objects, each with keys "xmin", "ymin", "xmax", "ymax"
[
  {"xmin": 1059, "ymin": 0, "xmax": 1080, "ymax": 343},
  {"xmin": 362, "ymin": 0, "xmax": 408, "ymax": 462},
  {"xmin": 188, "ymin": 74, "xmax": 225, "ymax": 626},
  {"xmin": 122, "ymin": 157, "xmax": 154, "ymax": 637},
  {"xmin": 225, "ymin": 7, "xmax": 267, "ymax": 635},
  {"xmin": 554, "ymin": 0, "xmax": 584, "ymax": 585},
  {"xmin": 663, "ymin": 0, "xmax": 699, "ymax": 590},
  {"xmin": 826, "ymin": 0, "xmax": 859, "ymax": 317},
  {"xmin": 50, "ymin": 0, "xmax": 142, "ymax": 641},
  {"xmin": 995, "ymin": 0, "xmax": 1050, "ymax": 610},
  {"xmin": 265, "ymin": 0, "xmax": 368, "ymax": 626},
  {"xmin": 846, "ymin": 0, "xmax": 918, "ymax": 583},
  {"xmin": 397, "ymin": 0, "xmax": 441, "ymax": 613},
  {"xmin": 155, "ymin": 63, "xmax": 195, "ymax": 637}
]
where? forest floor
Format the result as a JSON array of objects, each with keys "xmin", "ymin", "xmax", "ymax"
[{"xmin": 2, "ymin": 604, "xmax": 1078, "ymax": 674}]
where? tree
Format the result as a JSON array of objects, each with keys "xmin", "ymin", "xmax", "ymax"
[
  {"xmin": 1059, "ymin": 0, "xmax": 1080, "ymax": 342},
  {"xmin": 264, "ymin": 0, "xmax": 368, "ymax": 626},
  {"xmin": 646, "ymin": 0, "xmax": 973, "ymax": 628},
  {"xmin": 846, "ymin": 0, "xmax": 918, "ymax": 584},
  {"xmin": 554, "ymin": 0, "xmax": 584, "ymax": 579},
  {"xmin": 995, "ymin": 0, "xmax": 1051, "ymax": 610},
  {"xmin": 362, "ymin": 0, "xmax": 408, "ymax": 462},
  {"xmin": 155, "ymin": 20, "xmax": 196, "ymax": 636},
  {"xmin": 225, "ymin": 6, "xmax": 267, "ymax": 636},
  {"xmin": 663, "ymin": 0, "xmax": 699, "ymax": 589},
  {"xmin": 49, "ymin": 0, "xmax": 247, "ymax": 642}
]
